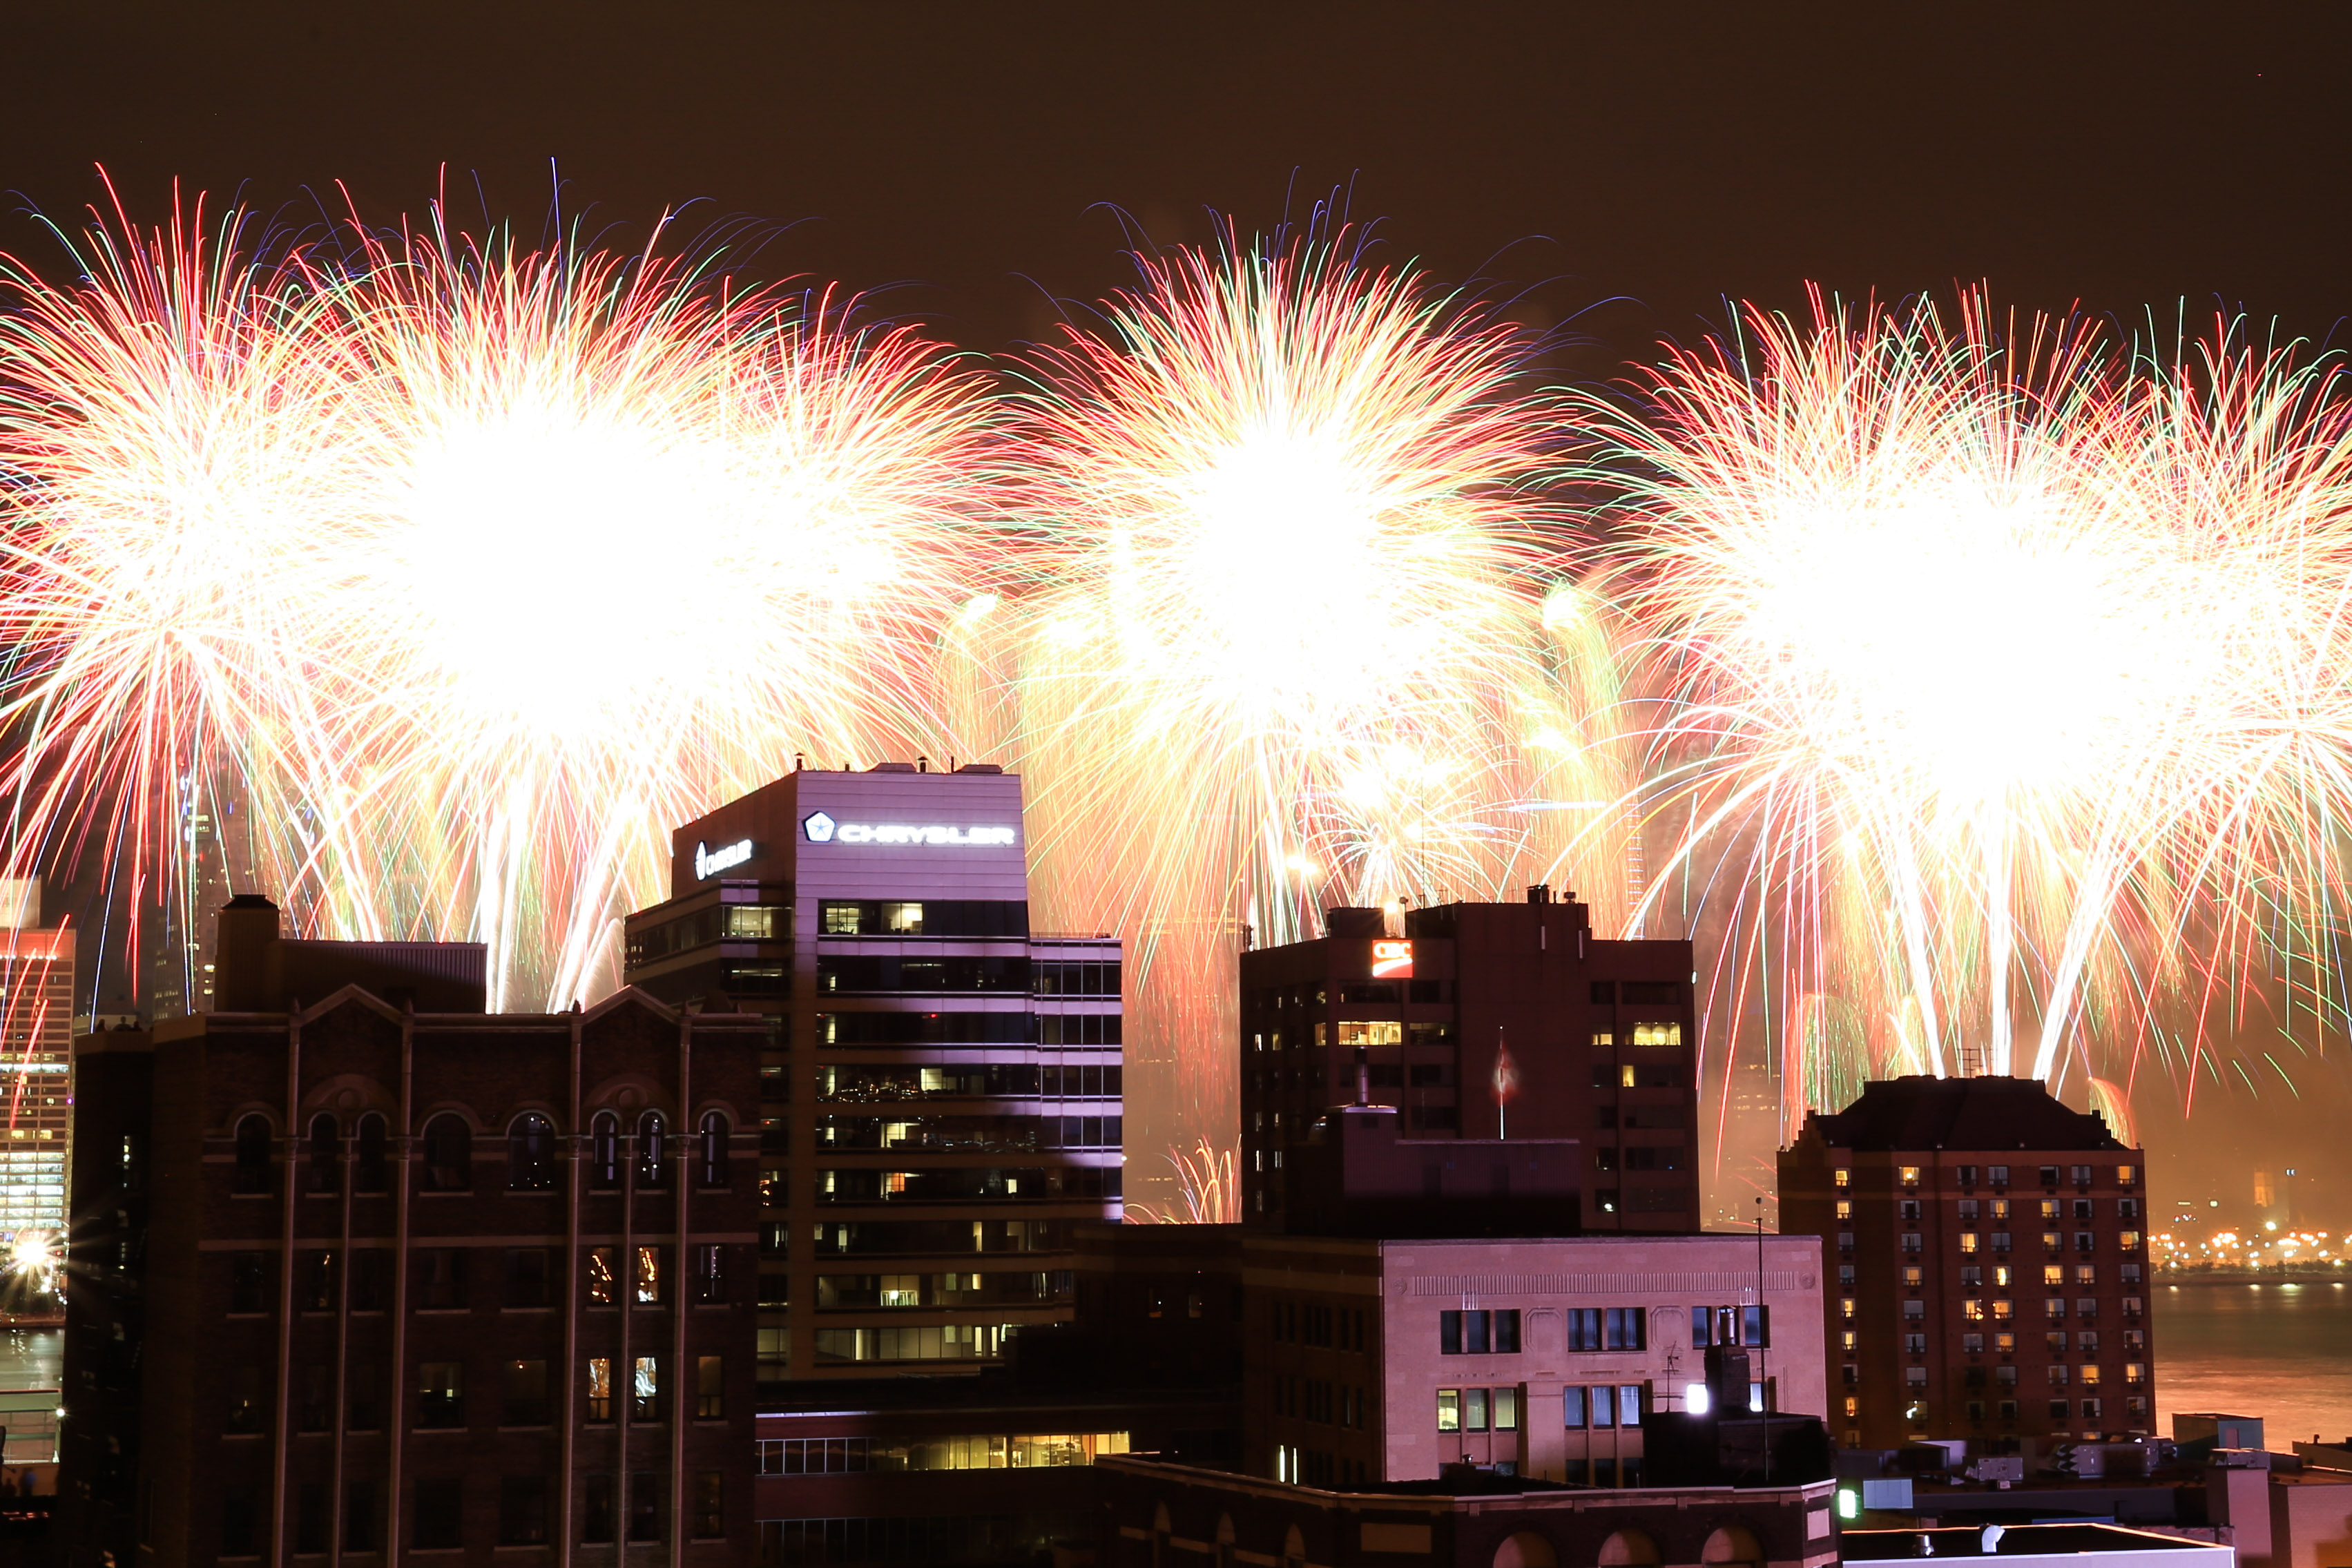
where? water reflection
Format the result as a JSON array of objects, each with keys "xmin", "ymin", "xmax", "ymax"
[{"xmin": 2158, "ymin": 1281, "xmax": 2352, "ymax": 1444}]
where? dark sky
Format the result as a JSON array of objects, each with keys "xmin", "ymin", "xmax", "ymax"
[{"xmin": 12, "ymin": 2, "xmax": 2352, "ymax": 365}]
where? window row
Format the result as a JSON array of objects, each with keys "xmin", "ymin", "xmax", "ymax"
[
  {"xmin": 228, "ymin": 1243, "xmax": 731, "ymax": 1314},
  {"xmin": 1274, "ymin": 1375, "xmax": 1367, "ymax": 1429},
  {"xmin": 813, "ymin": 1063, "xmax": 1122, "ymax": 1101},
  {"xmin": 812, "ymin": 1114, "xmax": 1121, "ymax": 1152},
  {"xmin": 231, "ymin": 1110, "xmax": 733, "ymax": 1195},
  {"xmin": 222, "ymin": 1353, "xmax": 726, "ymax": 1436},
  {"xmin": 1838, "ymin": 1164, "xmax": 2139, "ymax": 1190},
  {"xmin": 1272, "ymin": 1299, "xmax": 1367, "ymax": 1351},
  {"xmin": 220, "ymin": 1471, "xmax": 724, "ymax": 1557},
  {"xmin": 756, "ymin": 1433, "xmax": 1130, "ymax": 1475}
]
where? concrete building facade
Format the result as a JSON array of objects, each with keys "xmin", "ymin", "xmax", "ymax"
[{"xmin": 619, "ymin": 763, "xmax": 1123, "ymax": 1393}]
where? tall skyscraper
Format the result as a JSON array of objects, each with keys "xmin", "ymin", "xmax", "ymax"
[
  {"xmin": 0, "ymin": 878, "xmax": 73, "ymax": 1249},
  {"xmin": 621, "ymin": 762, "xmax": 1124, "ymax": 1393}
]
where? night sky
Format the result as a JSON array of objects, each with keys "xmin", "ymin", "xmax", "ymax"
[
  {"xmin": 12, "ymin": 1, "xmax": 2352, "ymax": 1217},
  {"xmin": 13, "ymin": 3, "xmax": 2352, "ymax": 362}
]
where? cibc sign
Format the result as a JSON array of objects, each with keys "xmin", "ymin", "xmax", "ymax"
[
  {"xmin": 1371, "ymin": 939, "xmax": 1414, "ymax": 979},
  {"xmin": 693, "ymin": 839, "xmax": 755, "ymax": 880}
]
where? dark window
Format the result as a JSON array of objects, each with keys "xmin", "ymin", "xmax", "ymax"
[
  {"xmin": 2039, "ymin": 1166, "xmax": 2061, "ymax": 1186},
  {"xmin": 420, "ymin": 1248, "xmax": 467, "ymax": 1310},
  {"xmin": 628, "ymin": 1473, "xmax": 662, "ymax": 1542},
  {"xmin": 1568, "ymin": 1309, "xmax": 1603, "ymax": 1351},
  {"xmin": 412, "ymin": 1478, "xmax": 462, "ymax": 1551},
  {"xmin": 422, "ymin": 1114, "xmax": 471, "ymax": 1193},
  {"xmin": 232, "ymin": 1115, "xmax": 272, "ymax": 1195},
  {"xmin": 354, "ymin": 1114, "xmax": 389, "ymax": 1194},
  {"xmin": 508, "ymin": 1112, "xmax": 556, "ymax": 1191},
  {"xmin": 224, "ymin": 1365, "xmax": 263, "ymax": 1435},
  {"xmin": 296, "ymin": 1364, "xmax": 330, "ymax": 1432},
  {"xmin": 306, "ymin": 1113, "xmax": 340, "ymax": 1194},
  {"xmin": 296, "ymin": 1481, "xmax": 329, "ymax": 1554},
  {"xmin": 229, "ymin": 1252, "xmax": 269, "ymax": 1315},
  {"xmin": 697, "ymin": 1354, "xmax": 724, "ymax": 1419},
  {"xmin": 343, "ymin": 1480, "xmax": 378, "ymax": 1553},
  {"xmin": 507, "ymin": 1248, "xmax": 550, "ymax": 1308},
  {"xmin": 417, "ymin": 1362, "xmax": 464, "ymax": 1428},
  {"xmin": 583, "ymin": 1474, "xmax": 616, "ymax": 1544},
  {"xmin": 499, "ymin": 1476, "xmax": 548, "ymax": 1547},
  {"xmin": 590, "ymin": 1111, "xmax": 621, "ymax": 1189},
  {"xmin": 503, "ymin": 1359, "xmax": 550, "ymax": 1426},
  {"xmin": 1742, "ymin": 1305, "xmax": 1771, "ymax": 1347},
  {"xmin": 699, "ymin": 1112, "xmax": 729, "ymax": 1187},
  {"xmin": 1590, "ymin": 981, "xmax": 1616, "ymax": 1003},
  {"xmin": 1606, "ymin": 1307, "xmax": 1647, "ymax": 1351},
  {"xmin": 1495, "ymin": 1310, "xmax": 1521, "ymax": 1353},
  {"xmin": 350, "ymin": 1250, "xmax": 390, "ymax": 1313},
  {"xmin": 691, "ymin": 1243, "xmax": 726, "ymax": 1304},
  {"xmin": 637, "ymin": 1111, "xmax": 668, "ymax": 1190},
  {"xmin": 691, "ymin": 1472, "xmax": 724, "ymax": 1538},
  {"xmin": 346, "ymin": 1366, "xmax": 383, "ymax": 1432},
  {"xmin": 221, "ymin": 1485, "xmax": 261, "ymax": 1557},
  {"xmin": 298, "ymin": 1249, "xmax": 336, "ymax": 1312}
]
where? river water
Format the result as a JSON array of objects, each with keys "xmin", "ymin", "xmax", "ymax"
[{"xmin": 2156, "ymin": 1279, "xmax": 2352, "ymax": 1446}]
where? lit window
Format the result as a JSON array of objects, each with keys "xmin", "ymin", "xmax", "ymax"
[
  {"xmin": 1994, "ymin": 1332, "xmax": 2016, "ymax": 1353},
  {"xmin": 1835, "ymin": 1199, "xmax": 1853, "ymax": 1221},
  {"xmin": 1991, "ymin": 1301, "xmax": 2014, "ymax": 1322},
  {"xmin": 1834, "ymin": 1168, "xmax": 1851, "ymax": 1188},
  {"xmin": 1619, "ymin": 1064, "xmax": 1637, "ymax": 1087},
  {"xmin": 2117, "ymin": 1166, "xmax": 2137, "ymax": 1187},
  {"xmin": 2043, "ymin": 1264, "xmax": 2064, "ymax": 1286},
  {"xmin": 1436, "ymin": 1389, "xmax": 1461, "ymax": 1432},
  {"xmin": 1900, "ymin": 1166, "xmax": 1922, "ymax": 1187},
  {"xmin": 1840, "ymin": 1297, "xmax": 1856, "ymax": 1321},
  {"xmin": 1959, "ymin": 1232, "xmax": 1980, "ymax": 1254},
  {"xmin": 1844, "ymin": 1395, "xmax": 1858, "ymax": 1417},
  {"xmin": 1630, "ymin": 1023, "xmax": 1681, "ymax": 1047},
  {"xmin": 1963, "ymin": 1299, "xmax": 1985, "ymax": 1321},
  {"xmin": 1902, "ymin": 1266, "xmax": 1924, "ymax": 1287}
]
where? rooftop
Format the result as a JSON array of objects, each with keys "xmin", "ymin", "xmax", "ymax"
[{"xmin": 1800, "ymin": 1076, "xmax": 2128, "ymax": 1154}]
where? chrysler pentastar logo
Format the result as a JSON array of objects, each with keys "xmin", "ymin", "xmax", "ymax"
[{"xmin": 802, "ymin": 811, "xmax": 837, "ymax": 843}]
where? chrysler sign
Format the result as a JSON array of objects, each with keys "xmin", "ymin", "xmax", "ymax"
[{"xmin": 803, "ymin": 811, "xmax": 1014, "ymax": 847}]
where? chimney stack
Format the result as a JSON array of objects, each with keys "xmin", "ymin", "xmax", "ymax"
[{"xmin": 213, "ymin": 893, "xmax": 281, "ymax": 1012}]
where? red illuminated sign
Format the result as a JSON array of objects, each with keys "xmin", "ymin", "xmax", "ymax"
[{"xmin": 1371, "ymin": 939, "xmax": 1414, "ymax": 979}]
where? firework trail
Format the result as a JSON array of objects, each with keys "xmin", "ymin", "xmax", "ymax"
[
  {"xmin": 0, "ymin": 187, "xmax": 999, "ymax": 1005},
  {"xmin": 1586, "ymin": 289, "xmax": 2352, "ymax": 1125},
  {"xmin": 985, "ymin": 221, "xmax": 1639, "ymax": 1175}
]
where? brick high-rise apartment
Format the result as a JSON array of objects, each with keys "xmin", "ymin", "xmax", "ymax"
[
  {"xmin": 60, "ymin": 896, "xmax": 764, "ymax": 1567},
  {"xmin": 620, "ymin": 763, "xmax": 1123, "ymax": 1391},
  {"xmin": 1777, "ymin": 1076, "xmax": 2151, "ymax": 1451},
  {"xmin": 1240, "ymin": 890, "xmax": 1698, "ymax": 1233}
]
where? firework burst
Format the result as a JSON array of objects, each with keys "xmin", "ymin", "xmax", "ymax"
[
  {"xmin": 1588, "ymin": 289, "xmax": 2352, "ymax": 1121},
  {"xmin": 988, "ymin": 221, "xmax": 1635, "ymax": 1163}
]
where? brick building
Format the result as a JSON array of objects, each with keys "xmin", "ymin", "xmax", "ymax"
[
  {"xmin": 1777, "ymin": 1076, "xmax": 2151, "ymax": 1451},
  {"xmin": 59, "ymin": 895, "xmax": 764, "ymax": 1566},
  {"xmin": 1240, "ymin": 891, "xmax": 1698, "ymax": 1234},
  {"xmin": 620, "ymin": 762, "xmax": 1122, "ymax": 1393}
]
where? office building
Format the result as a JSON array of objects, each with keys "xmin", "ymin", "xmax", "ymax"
[
  {"xmin": 1778, "ymin": 1076, "xmax": 2152, "ymax": 1451},
  {"xmin": 59, "ymin": 895, "xmax": 764, "ymax": 1566},
  {"xmin": 1240, "ymin": 890, "xmax": 1699, "ymax": 1232},
  {"xmin": 620, "ymin": 762, "xmax": 1123, "ymax": 1391},
  {"xmin": 1249, "ymin": 1104, "xmax": 1826, "ymax": 1489},
  {"xmin": 0, "ymin": 880, "xmax": 73, "ymax": 1249}
]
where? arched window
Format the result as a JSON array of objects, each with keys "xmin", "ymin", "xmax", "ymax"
[
  {"xmin": 1598, "ymin": 1531, "xmax": 1661, "ymax": 1568},
  {"xmin": 697, "ymin": 1112, "xmax": 729, "ymax": 1188},
  {"xmin": 636, "ymin": 1111, "xmax": 668, "ymax": 1190},
  {"xmin": 421, "ymin": 1114, "xmax": 472, "ymax": 1194},
  {"xmin": 307, "ymin": 1113, "xmax": 341, "ymax": 1195},
  {"xmin": 1701, "ymin": 1528, "xmax": 1762, "ymax": 1568},
  {"xmin": 1492, "ymin": 1532, "xmax": 1559, "ymax": 1568},
  {"xmin": 231, "ymin": 1114, "xmax": 273, "ymax": 1195},
  {"xmin": 508, "ymin": 1112, "xmax": 557, "ymax": 1192},
  {"xmin": 354, "ymin": 1114, "xmax": 389, "ymax": 1194},
  {"xmin": 589, "ymin": 1112, "xmax": 621, "ymax": 1190}
]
